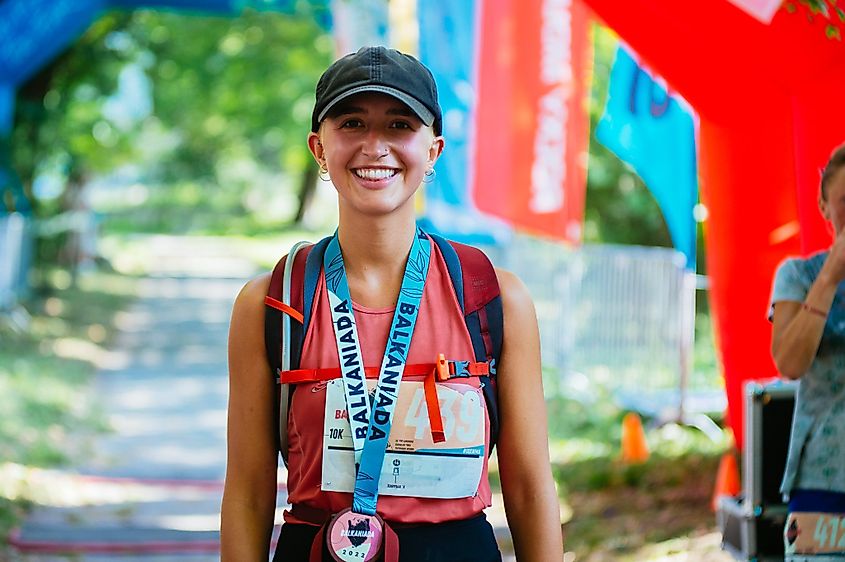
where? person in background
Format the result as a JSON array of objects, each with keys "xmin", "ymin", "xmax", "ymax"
[
  {"xmin": 770, "ymin": 142, "xmax": 845, "ymax": 560},
  {"xmin": 221, "ymin": 45, "xmax": 564, "ymax": 562}
]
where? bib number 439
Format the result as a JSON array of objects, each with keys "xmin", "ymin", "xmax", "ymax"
[{"xmin": 403, "ymin": 387, "xmax": 482, "ymax": 442}]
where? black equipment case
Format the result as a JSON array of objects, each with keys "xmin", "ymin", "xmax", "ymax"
[{"xmin": 717, "ymin": 380, "xmax": 797, "ymax": 561}]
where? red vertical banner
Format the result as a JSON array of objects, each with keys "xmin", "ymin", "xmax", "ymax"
[{"xmin": 472, "ymin": 0, "xmax": 591, "ymax": 242}]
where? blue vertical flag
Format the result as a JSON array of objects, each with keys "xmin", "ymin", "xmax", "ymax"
[
  {"xmin": 596, "ymin": 44, "xmax": 698, "ymax": 269},
  {"xmin": 416, "ymin": 1, "xmax": 509, "ymax": 245}
]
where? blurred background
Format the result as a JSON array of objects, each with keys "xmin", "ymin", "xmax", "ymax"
[{"xmin": 3, "ymin": 0, "xmax": 841, "ymax": 560}]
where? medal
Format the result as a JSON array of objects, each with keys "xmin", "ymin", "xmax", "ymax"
[{"xmin": 326, "ymin": 507, "xmax": 385, "ymax": 562}]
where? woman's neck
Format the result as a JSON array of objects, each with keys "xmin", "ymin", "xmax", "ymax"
[
  {"xmin": 337, "ymin": 209, "xmax": 416, "ymax": 265},
  {"xmin": 336, "ymin": 212, "xmax": 419, "ymax": 308}
]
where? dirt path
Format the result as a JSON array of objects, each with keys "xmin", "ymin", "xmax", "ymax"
[{"xmin": 8, "ymin": 237, "xmax": 260, "ymax": 561}]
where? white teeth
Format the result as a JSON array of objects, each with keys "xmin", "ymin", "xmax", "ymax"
[{"xmin": 355, "ymin": 168, "xmax": 396, "ymax": 180}]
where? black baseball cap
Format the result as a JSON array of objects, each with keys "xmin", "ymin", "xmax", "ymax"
[{"xmin": 311, "ymin": 45, "xmax": 442, "ymax": 135}]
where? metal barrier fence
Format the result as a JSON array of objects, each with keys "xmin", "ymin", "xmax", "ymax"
[
  {"xmin": 485, "ymin": 236, "xmax": 717, "ymax": 420},
  {"xmin": 0, "ymin": 212, "xmax": 34, "ymax": 314}
]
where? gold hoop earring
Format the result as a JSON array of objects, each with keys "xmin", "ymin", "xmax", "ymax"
[
  {"xmin": 319, "ymin": 166, "xmax": 330, "ymax": 182},
  {"xmin": 422, "ymin": 168, "xmax": 436, "ymax": 184}
]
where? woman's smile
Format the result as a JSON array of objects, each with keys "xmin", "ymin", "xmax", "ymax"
[{"xmin": 352, "ymin": 166, "xmax": 400, "ymax": 185}]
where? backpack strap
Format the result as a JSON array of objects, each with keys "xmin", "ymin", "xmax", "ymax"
[
  {"xmin": 428, "ymin": 233, "xmax": 503, "ymax": 453},
  {"xmin": 264, "ymin": 236, "xmax": 332, "ymax": 466},
  {"xmin": 265, "ymin": 241, "xmax": 311, "ymax": 464},
  {"xmin": 299, "ymin": 236, "xmax": 332, "ymax": 367},
  {"xmin": 280, "ymin": 359, "xmax": 491, "ymax": 384}
]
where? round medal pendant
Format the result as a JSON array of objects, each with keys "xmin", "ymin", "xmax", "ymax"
[{"xmin": 326, "ymin": 507, "xmax": 384, "ymax": 562}]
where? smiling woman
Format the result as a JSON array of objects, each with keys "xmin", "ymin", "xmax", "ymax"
[
  {"xmin": 308, "ymin": 92, "xmax": 443, "ymax": 221},
  {"xmin": 220, "ymin": 46, "xmax": 564, "ymax": 562}
]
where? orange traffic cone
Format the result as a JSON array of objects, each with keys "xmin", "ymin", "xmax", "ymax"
[
  {"xmin": 711, "ymin": 451, "xmax": 741, "ymax": 511},
  {"xmin": 620, "ymin": 412, "xmax": 650, "ymax": 464}
]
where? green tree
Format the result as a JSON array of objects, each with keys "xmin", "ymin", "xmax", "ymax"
[
  {"xmin": 9, "ymin": 7, "xmax": 332, "ymax": 235},
  {"xmin": 10, "ymin": 13, "xmax": 137, "ymax": 218},
  {"xmin": 121, "ymin": 9, "xmax": 331, "ymax": 224}
]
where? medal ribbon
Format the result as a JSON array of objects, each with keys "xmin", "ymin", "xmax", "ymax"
[{"xmin": 324, "ymin": 228, "xmax": 430, "ymax": 516}]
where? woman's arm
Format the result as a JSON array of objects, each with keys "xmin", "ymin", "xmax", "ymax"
[
  {"xmin": 771, "ymin": 298, "xmax": 828, "ymax": 380},
  {"xmin": 220, "ymin": 273, "xmax": 280, "ymax": 560},
  {"xmin": 494, "ymin": 268, "xmax": 564, "ymax": 561},
  {"xmin": 772, "ymin": 235, "xmax": 845, "ymax": 379}
]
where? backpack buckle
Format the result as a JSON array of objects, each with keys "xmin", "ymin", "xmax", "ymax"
[
  {"xmin": 449, "ymin": 360, "xmax": 473, "ymax": 378},
  {"xmin": 436, "ymin": 354, "xmax": 450, "ymax": 381}
]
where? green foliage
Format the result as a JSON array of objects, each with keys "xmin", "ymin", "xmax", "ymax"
[
  {"xmin": 0, "ymin": 268, "xmax": 132, "ymax": 535},
  {"xmin": 0, "ymin": 352, "xmax": 93, "ymax": 465},
  {"xmin": 547, "ymin": 395, "xmax": 728, "ymax": 469},
  {"xmin": 10, "ymin": 13, "xmax": 137, "ymax": 215},
  {"xmin": 782, "ymin": 1, "xmax": 845, "ymax": 41},
  {"xmin": 9, "ymin": 8, "xmax": 332, "ymax": 225},
  {"xmin": 693, "ymin": 308, "xmax": 721, "ymax": 386},
  {"xmin": 0, "ymin": 270, "xmax": 131, "ymax": 465},
  {"xmin": 546, "ymin": 380, "xmax": 624, "ymax": 447},
  {"xmin": 122, "ymin": 9, "xmax": 331, "ymax": 184}
]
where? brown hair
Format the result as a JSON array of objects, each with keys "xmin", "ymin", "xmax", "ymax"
[{"xmin": 821, "ymin": 142, "xmax": 845, "ymax": 201}]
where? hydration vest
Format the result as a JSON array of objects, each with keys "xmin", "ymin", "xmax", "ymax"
[{"xmin": 264, "ymin": 232, "xmax": 503, "ymax": 465}]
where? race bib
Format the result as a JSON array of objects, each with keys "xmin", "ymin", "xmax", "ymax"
[
  {"xmin": 785, "ymin": 511, "xmax": 845, "ymax": 555},
  {"xmin": 322, "ymin": 379, "xmax": 485, "ymax": 499}
]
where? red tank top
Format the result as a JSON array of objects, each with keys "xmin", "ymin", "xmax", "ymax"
[{"xmin": 284, "ymin": 239, "xmax": 492, "ymax": 524}]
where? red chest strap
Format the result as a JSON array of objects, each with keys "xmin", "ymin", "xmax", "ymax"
[
  {"xmin": 279, "ymin": 357, "xmax": 491, "ymax": 444},
  {"xmin": 277, "ymin": 359, "xmax": 490, "ymax": 384}
]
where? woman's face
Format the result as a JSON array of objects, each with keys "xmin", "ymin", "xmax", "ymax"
[
  {"xmin": 308, "ymin": 92, "xmax": 443, "ymax": 218},
  {"xmin": 821, "ymin": 166, "xmax": 845, "ymax": 236}
]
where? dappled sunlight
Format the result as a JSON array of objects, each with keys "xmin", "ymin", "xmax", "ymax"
[
  {"xmin": 108, "ymin": 410, "xmax": 226, "ymax": 436},
  {"xmin": 0, "ymin": 463, "xmax": 175, "ymax": 508},
  {"xmin": 120, "ymin": 344, "xmax": 224, "ymax": 369},
  {"xmin": 157, "ymin": 514, "xmax": 221, "ymax": 532},
  {"xmin": 113, "ymin": 309, "xmax": 152, "ymax": 332},
  {"xmin": 616, "ymin": 531, "xmax": 732, "ymax": 562},
  {"xmin": 551, "ymin": 439, "xmax": 614, "ymax": 464},
  {"xmin": 51, "ymin": 336, "xmax": 130, "ymax": 371},
  {"xmin": 107, "ymin": 378, "xmax": 224, "ymax": 413},
  {"xmin": 103, "ymin": 235, "xmax": 263, "ymax": 279}
]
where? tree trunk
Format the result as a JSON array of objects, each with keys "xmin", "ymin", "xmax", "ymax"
[{"xmin": 293, "ymin": 165, "xmax": 318, "ymax": 224}]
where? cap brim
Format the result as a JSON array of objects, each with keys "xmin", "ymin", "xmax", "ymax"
[{"xmin": 317, "ymin": 85, "xmax": 435, "ymax": 128}]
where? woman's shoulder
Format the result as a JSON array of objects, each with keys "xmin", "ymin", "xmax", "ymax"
[
  {"xmin": 776, "ymin": 251, "xmax": 828, "ymax": 281},
  {"xmin": 494, "ymin": 267, "xmax": 523, "ymax": 292},
  {"xmin": 232, "ymin": 272, "xmax": 272, "ymax": 318},
  {"xmin": 494, "ymin": 267, "xmax": 534, "ymax": 312}
]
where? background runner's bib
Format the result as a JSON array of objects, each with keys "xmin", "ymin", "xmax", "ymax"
[{"xmin": 322, "ymin": 379, "xmax": 485, "ymax": 499}]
